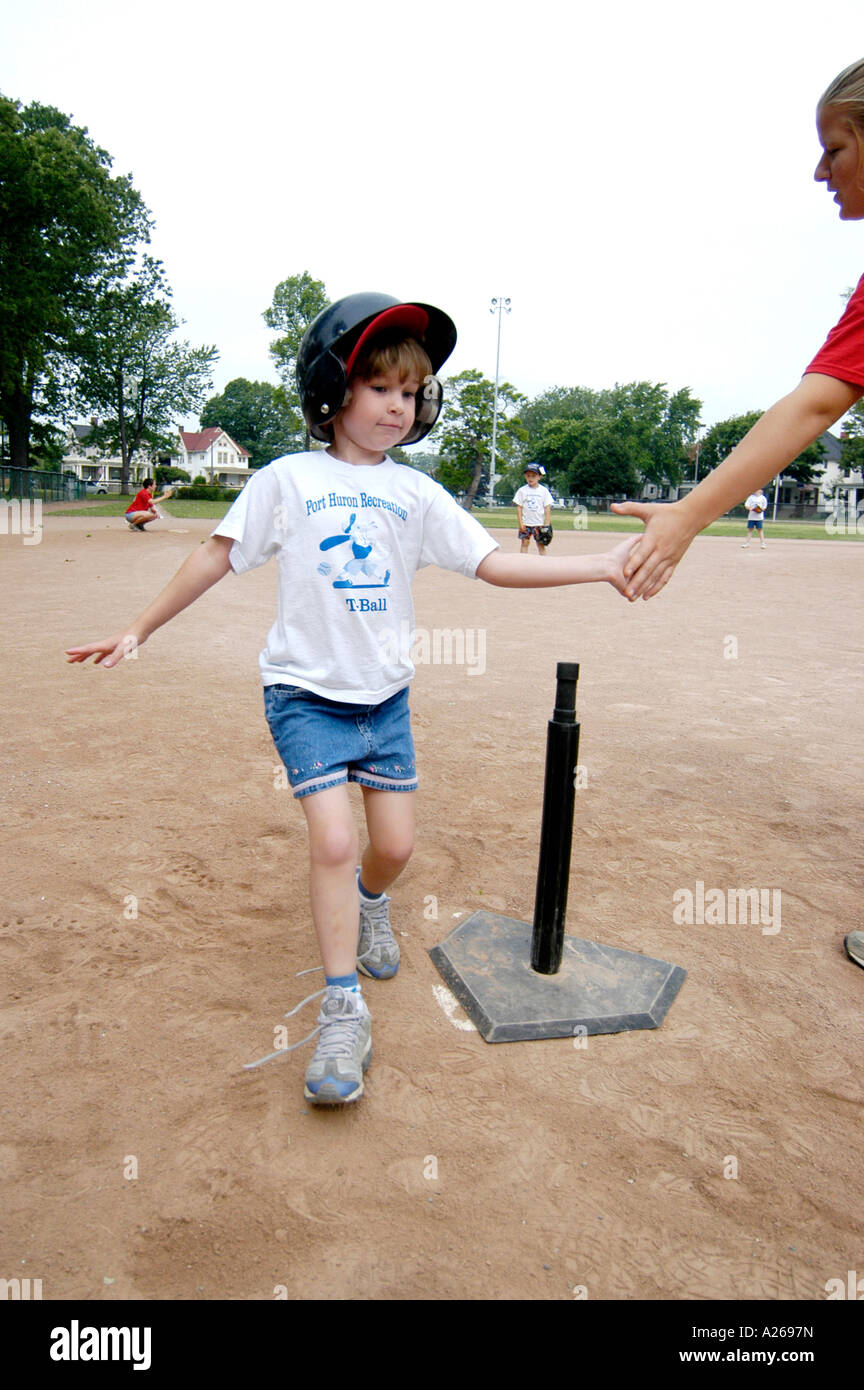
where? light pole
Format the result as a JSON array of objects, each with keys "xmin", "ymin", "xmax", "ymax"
[{"xmin": 489, "ymin": 296, "xmax": 511, "ymax": 506}]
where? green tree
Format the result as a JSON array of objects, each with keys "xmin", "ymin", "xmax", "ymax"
[
  {"xmin": 437, "ymin": 369, "xmax": 527, "ymax": 508},
  {"xmin": 200, "ymin": 377, "xmax": 301, "ymax": 468},
  {"xmin": 603, "ymin": 382, "xmax": 701, "ymax": 488},
  {"xmin": 536, "ymin": 417, "xmax": 641, "ymax": 497},
  {"xmin": 154, "ymin": 464, "xmax": 191, "ymax": 486},
  {"xmin": 532, "ymin": 417, "xmax": 589, "ymax": 491},
  {"xmin": 700, "ymin": 412, "xmax": 824, "ymax": 484},
  {"xmin": 263, "ymin": 271, "xmax": 328, "ymax": 450},
  {"xmin": 521, "ymin": 385, "xmax": 608, "ymax": 441},
  {"xmin": 840, "ymin": 396, "xmax": 864, "ymax": 472},
  {"xmin": 659, "ymin": 386, "xmax": 703, "ymax": 485},
  {"xmin": 0, "ymin": 94, "xmax": 150, "ymax": 469},
  {"xmin": 524, "ymin": 380, "xmax": 701, "ymax": 492},
  {"xmin": 73, "ymin": 256, "xmax": 217, "ymax": 487},
  {"xmin": 29, "ymin": 421, "xmax": 67, "ymax": 471}
]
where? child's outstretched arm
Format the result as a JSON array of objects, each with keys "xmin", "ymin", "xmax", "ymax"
[
  {"xmin": 611, "ymin": 373, "xmax": 861, "ymax": 601},
  {"xmin": 65, "ymin": 535, "xmax": 234, "ymax": 668},
  {"xmin": 476, "ymin": 536, "xmax": 635, "ymax": 594}
]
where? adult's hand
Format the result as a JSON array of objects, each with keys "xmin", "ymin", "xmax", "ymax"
[{"xmin": 609, "ymin": 500, "xmax": 700, "ymax": 600}]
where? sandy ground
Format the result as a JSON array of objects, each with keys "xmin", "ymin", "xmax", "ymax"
[{"xmin": 1, "ymin": 508, "xmax": 862, "ymax": 1303}]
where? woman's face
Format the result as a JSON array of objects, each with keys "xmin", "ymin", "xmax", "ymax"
[{"xmin": 815, "ymin": 104, "xmax": 864, "ymax": 220}]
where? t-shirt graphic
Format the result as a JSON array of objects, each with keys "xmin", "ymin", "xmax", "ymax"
[
  {"xmin": 317, "ymin": 512, "xmax": 391, "ymax": 589},
  {"xmin": 212, "ymin": 451, "xmax": 499, "ymax": 702}
]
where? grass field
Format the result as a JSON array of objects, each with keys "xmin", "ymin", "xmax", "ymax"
[{"xmin": 50, "ymin": 495, "xmax": 863, "ymax": 540}]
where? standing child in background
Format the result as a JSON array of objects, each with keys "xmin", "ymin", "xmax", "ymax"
[
  {"xmin": 66, "ymin": 293, "xmax": 636, "ymax": 1105},
  {"xmin": 610, "ymin": 57, "xmax": 864, "ymax": 972},
  {"xmin": 515, "ymin": 462, "xmax": 553, "ymax": 554},
  {"xmin": 742, "ymin": 490, "xmax": 769, "ymax": 549}
]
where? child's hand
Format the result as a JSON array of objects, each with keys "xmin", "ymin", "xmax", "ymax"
[
  {"xmin": 610, "ymin": 500, "xmax": 699, "ymax": 599},
  {"xmin": 604, "ymin": 536, "xmax": 640, "ymax": 597},
  {"xmin": 65, "ymin": 632, "xmax": 144, "ymax": 668}
]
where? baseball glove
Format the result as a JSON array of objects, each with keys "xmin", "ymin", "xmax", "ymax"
[{"xmin": 537, "ymin": 525, "xmax": 553, "ymax": 546}]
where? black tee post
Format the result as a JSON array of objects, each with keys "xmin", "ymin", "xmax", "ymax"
[{"xmin": 530, "ymin": 661, "xmax": 581, "ymax": 975}]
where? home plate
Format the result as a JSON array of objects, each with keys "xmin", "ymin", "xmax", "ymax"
[
  {"xmin": 432, "ymin": 984, "xmax": 477, "ymax": 1032},
  {"xmin": 430, "ymin": 910, "xmax": 686, "ymax": 1043}
]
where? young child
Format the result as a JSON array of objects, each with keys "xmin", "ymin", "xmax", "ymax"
[
  {"xmin": 612, "ymin": 57, "xmax": 864, "ymax": 603},
  {"xmin": 66, "ymin": 292, "xmax": 636, "ymax": 1103},
  {"xmin": 741, "ymin": 490, "xmax": 769, "ymax": 549},
  {"xmin": 514, "ymin": 463, "xmax": 554, "ymax": 554}
]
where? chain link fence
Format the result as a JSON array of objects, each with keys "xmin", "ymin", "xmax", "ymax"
[{"xmin": 1, "ymin": 467, "xmax": 87, "ymax": 502}]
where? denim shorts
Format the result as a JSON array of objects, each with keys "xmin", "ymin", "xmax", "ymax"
[{"xmin": 264, "ymin": 684, "xmax": 418, "ymax": 799}]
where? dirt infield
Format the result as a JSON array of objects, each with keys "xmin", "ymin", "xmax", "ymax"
[{"xmin": 2, "ymin": 511, "xmax": 862, "ymax": 1302}]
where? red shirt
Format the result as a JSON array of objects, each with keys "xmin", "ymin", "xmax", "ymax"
[
  {"xmin": 127, "ymin": 489, "xmax": 154, "ymax": 514},
  {"xmin": 805, "ymin": 272, "xmax": 864, "ymax": 387}
]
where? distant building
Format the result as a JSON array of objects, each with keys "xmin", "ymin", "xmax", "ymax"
[
  {"xmin": 818, "ymin": 429, "xmax": 862, "ymax": 518},
  {"xmin": 673, "ymin": 430, "xmax": 846, "ymax": 516},
  {"xmin": 59, "ymin": 422, "xmax": 255, "ymax": 491},
  {"xmin": 174, "ymin": 428, "xmax": 252, "ymax": 487},
  {"xmin": 62, "ymin": 421, "xmax": 146, "ymax": 490}
]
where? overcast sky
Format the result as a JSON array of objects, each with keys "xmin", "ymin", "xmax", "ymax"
[{"xmin": 3, "ymin": 0, "xmax": 863, "ymax": 439}]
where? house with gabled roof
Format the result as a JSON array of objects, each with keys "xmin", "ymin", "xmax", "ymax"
[
  {"xmin": 62, "ymin": 421, "xmax": 147, "ymax": 490},
  {"xmin": 673, "ymin": 429, "xmax": 847, "ymax": 517},
  {"xmin": 175, "ymin": 428, "xmax": 253, "ymax": 487}
]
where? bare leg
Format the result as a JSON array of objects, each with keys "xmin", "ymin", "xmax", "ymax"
[
  {"xmin": 299, "ymin": 784, "xmax": 360, "ymax": 977},
  {"xmin": 359, "ymin": 788, "xmax": 415, "ymax": 896}
]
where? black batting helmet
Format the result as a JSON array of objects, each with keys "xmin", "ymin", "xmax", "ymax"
[{"xmin": 296, "ymin": 292, "xmax": 457, "ymax": 444}]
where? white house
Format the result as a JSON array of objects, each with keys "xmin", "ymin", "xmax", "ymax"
[
  {"xmin": 674, "ymin": 429, "xmax": 846, "ymax": 517},
  {"xmin": 175, "ymin": 428, "xmax": 253, "ymax": 487},
  {"xmin": 818, "ymin": 430, "xmax": 862, "ymax": 518},
  {"xmin": 63, "ymin": 421, "xmax": 145, "ymax": 490}
]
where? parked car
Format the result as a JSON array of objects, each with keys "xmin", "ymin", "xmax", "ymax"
[{"xmin": 85, "ymin": 480, "xmax": 122, "ymax": 494}]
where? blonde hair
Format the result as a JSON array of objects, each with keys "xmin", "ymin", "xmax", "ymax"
[
  {"xmin": 350, "ymin": 334, "xmax": 432, "ymax": 386},
  {"xmin": 819, "ymin": 58, "xmax": 864, "ymax": 131}
]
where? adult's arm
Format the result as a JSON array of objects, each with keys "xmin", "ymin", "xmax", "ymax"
[{"xmin": 612, "ymin": 373, "xmax": 862, "ymax": 599}]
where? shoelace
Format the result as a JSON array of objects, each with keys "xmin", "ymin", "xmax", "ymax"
[
  {"xmin": 242, "ymin": 987, "xmax": 362, "ymax": 1071},
  {"xmin": 358, "ymin": 896, "xmax": 392, "ymax": 961},
  {"xmin": 285, "ymin": 889, "xmax": 391, "ymax": 980}
]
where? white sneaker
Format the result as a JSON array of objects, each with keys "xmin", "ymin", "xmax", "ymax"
[
  {"xmin": 357, "ymin": 875, "xmax": 400, "ymax": 979},
  {"xmin": 243, "ymin": 984, "xmax": 372, "ymax": 1105}
]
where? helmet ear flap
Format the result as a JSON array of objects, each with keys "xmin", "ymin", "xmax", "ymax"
[
  {"xmin": 303, "ymin": 351, "xmax": 348, "ymax": 442},
  {"xmin": 402, "ymin": 374, "xmax": 442, "ymax": 445}
]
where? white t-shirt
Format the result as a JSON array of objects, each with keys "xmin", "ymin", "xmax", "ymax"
[
  {"xmin": 745, "ymin": 493, "xmax": 768, "ymax": 519},
  {"xmin": 514, "ymin": 483, "xmax": 553, "ymax": 526},
  {"xmin": 212, "ymin": 451, "xmax": 499, "ymax": 702}
]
